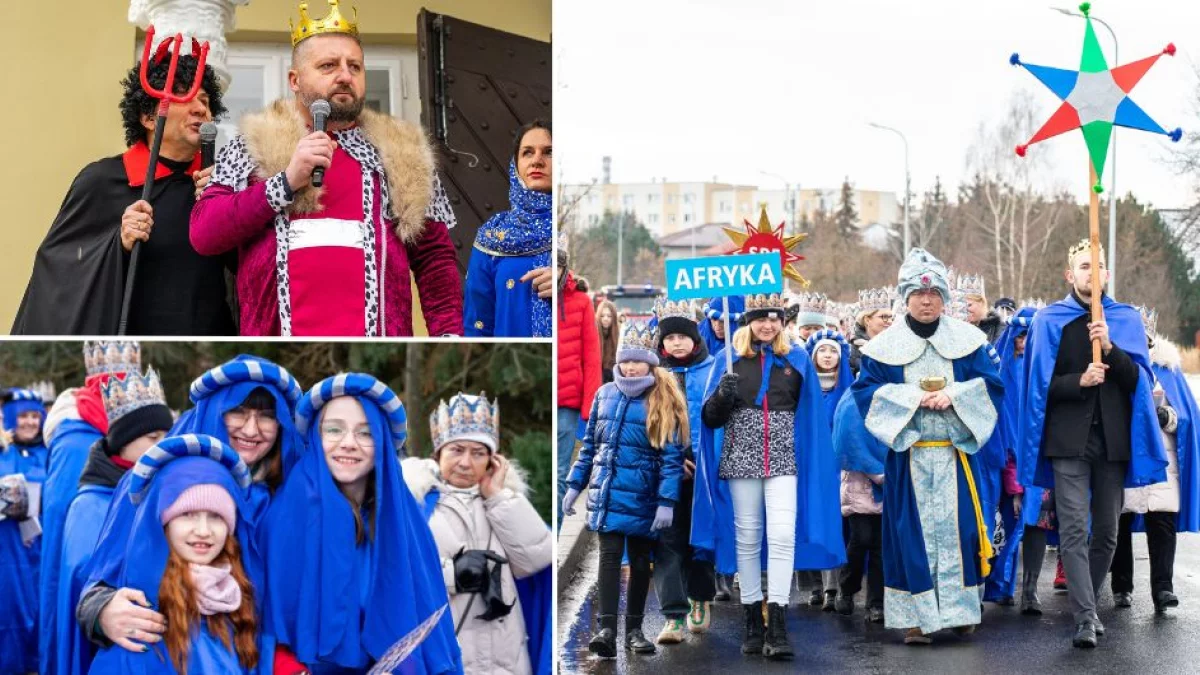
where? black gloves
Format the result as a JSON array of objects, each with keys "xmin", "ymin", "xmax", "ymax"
[
  {"xmin": 702, "ymin": 372, "xmax": 741, "ymax": 429},
  {"xmin": 453, "ymin": 549, "xmax": 508, "ymax": 594},
  {"xmin": 717, "ymin": 372, "xmax": 740, "ymax": 400}
]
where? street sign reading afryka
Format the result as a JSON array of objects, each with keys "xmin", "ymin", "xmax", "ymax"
[{"xmin": 665, "ymin": 252, "xmax": 784, "ymax": 301}]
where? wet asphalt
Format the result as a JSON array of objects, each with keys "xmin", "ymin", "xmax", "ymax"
[{"xmin": 558, "ymin": 534, "xmax": 1200, "ymax": 674}]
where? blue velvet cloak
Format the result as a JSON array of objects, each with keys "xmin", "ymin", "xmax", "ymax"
[
  {"xmin": 39, "ymin": 417, "xmax": 102, "ymax": 675},
  {"xmin": 0, "ymin": 440, "xmax": 47, "ymax": 674},
  {"xmin": 690, "ymin": 345, "xmax": 846, "ymax": 574},
  {"xmin": 52, "ymin": 484, "xmax": 114, "ymax": 675}
]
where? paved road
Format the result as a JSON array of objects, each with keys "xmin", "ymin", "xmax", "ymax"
[{"xmin": 559, "ymin": 534, "xmax": 1200, "ymax": 674}]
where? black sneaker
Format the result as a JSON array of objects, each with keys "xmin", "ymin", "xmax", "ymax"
[
  {"xmin": 625, "ymin": 628, "xmax": 656, "ymax": 654},
  {"xmin": 835, "ymin": 595, "xmax": 854, "ymax": 616},
  {"xmin": 1113, "ymin": 591, "xmax": 1132, "ymax": 608},
  {"xmin": 1153, "ymin": 590, "xmax": 1180, "ymax": 612},
  {"xmin": 866, "ymin": 606, "xmax": 885, "ymax": 624}
]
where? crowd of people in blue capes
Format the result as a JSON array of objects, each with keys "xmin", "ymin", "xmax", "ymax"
[
  {"xmin": 558, "ymin": 240, "xmax": 1200, "ymax": 660},
  {"xmin": 0, "ymin": 344, "xmax": 552, "ymax": 675}
]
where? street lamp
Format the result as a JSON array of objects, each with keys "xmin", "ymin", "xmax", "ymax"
[
  {"xmin": 759, "ymin": 170, "xmax": 798, "ymax": 234},
  {"xmin": 1052, "ymin": 5, "xmax": 1119, "ymax": 297},
  {"xmin": 868, "ymin": 122, "xmax": 911, "ymax": 255}
]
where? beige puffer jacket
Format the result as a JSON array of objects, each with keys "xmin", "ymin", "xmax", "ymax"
[
  {"xmin": 402, "ymin": 457, "xmax": 552, "ymax": 675},
  {"xmin": 1124, "ymin": 339, "xmax": 1182, "ymax": 514}
]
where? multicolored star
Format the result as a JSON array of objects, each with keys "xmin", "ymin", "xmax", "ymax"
[
  {"xmin": 723, "ymin": 206, "xmax": 810, "ymax": 286},
  {"xmin": 1012, "ymin": 2, "xmax": 1181, "ymax": 192}
]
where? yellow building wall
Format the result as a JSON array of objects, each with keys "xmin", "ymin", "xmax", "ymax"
[{"xmin": 0, "ymin": 0, "xmax": 549, "ymax": 333}]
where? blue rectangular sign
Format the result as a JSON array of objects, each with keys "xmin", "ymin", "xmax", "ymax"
[{"xmin": 664, "ymin": 252, "xmax": 784, "ymax": 301}]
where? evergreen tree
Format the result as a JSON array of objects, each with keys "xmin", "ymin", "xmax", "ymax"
[{"xmin": 834, "ymin": 177, "xmax": 859, "ymax": 241}]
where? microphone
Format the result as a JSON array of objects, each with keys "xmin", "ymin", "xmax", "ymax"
[
  {"xmin": 199, "ymin": 122, "xmax": 218, "ymax": 169},
  {"xmin": 310, "ymin": 99, "xmax": 331, "ymax": 188}
]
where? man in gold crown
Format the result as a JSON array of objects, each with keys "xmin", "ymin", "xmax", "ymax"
[
  {"xmin": 1017, "ymin": 238, "xmax": 1166, "ymax": 648},
  {"xmin": 192, "ymin": 0, "xmax": 463, "ymax": 337}
]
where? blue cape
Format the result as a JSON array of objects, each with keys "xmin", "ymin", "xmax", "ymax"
[
  {"xmin": 697, "ymin": 296, "xmax": 744, "ymax": 357},
  {"xmin": 1154, "ymin": 361, "xmax": 1200, "ymax": 532},
  {"xmin": 88, "ymin": 439, "xmax": 257, "ymax": 675},
  {"xmin": 39, "ymin": 418, "xmax": 102, "ymax": 675},
  {"xmin": 1017, "ymin": 294, "xmax": 1167, "ymax": 489},
  {"xmin": 420, "ymin": 490, "xmax": 552, "ymax": 675},
  {"xmin": 51, "ymin": 484, "xmax": 114, "ymax": 675},
  {"xmin": 831, "ymin": 392, "xmax": 887, "ymax": 483},
  {"xmin": 264, "ymin": 375, "xmax": 462, "ymax": 673},
  {"xmin": 691, "ymin": 345, "xmax": 846, "ymax": 574},
  {"xmin": 804, "ymin": 329, "xmax": 852, "ymax": 425},
  {"xmin": 0, "ymin": 440, "xmax": 47, "ymax": 674}
]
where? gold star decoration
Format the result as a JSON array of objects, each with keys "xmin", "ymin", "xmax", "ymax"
[{"xmin": 723, "ymin": 206, "xmax": 810, "ymax": 286}]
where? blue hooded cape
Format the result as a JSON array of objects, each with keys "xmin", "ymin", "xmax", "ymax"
[
  {"xmin": 463, "ymin": 161, "xmax": 553, "ymax": 338},
  {"xmin": 1017, "ymin": 294, "xmax": 1167, "ymax": 489},
  {"xmin": 697, "ymin": 296, "xmax": 744, "ymax": 358},
  {"xmin": 831, "ymin": 394, "xmax": 887, "ymax": 501},
  {"xmin": 804, "ymin": 329, "xmax": 852, "ymax": 424},
  {"xmin": 690, "ymin": 345, "xmax": 846, "ymax": 574},
  {"xmin": 0, "ymin": 391, "xmax": 46, "ymax": 674},
  {"xmin": 264, "ymin": 374, "xmax": 462, "ymax": 673},
  {"xmin": 1146, "ymin": 357, "xmax": 1200, "ymax": 533},
  {"xmin": 983, "ymin": 306, "xmax": 1047, "ymax": 601},
  {"xmin": 89, "ymin": 434, "xmax": 258, "ymax": 675},
  {"xmin": 39, "ymin": 416, "xmax": 103, "ymax": 675}
]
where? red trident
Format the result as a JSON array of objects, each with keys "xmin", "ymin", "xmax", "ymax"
[{"xmin": 118, "ymin": 25, "xmax": 211, "ymax": 335}]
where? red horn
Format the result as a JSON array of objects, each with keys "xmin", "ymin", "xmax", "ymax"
[{"xmin": 152, "ymin": 38, "xmax": 173, "ymax": 65}]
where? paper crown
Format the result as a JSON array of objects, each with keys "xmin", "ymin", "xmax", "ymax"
[
  {"xmin": 1138, "ymin": 305, "xmax": 1159, "ymax": 337},
  {"xmin": 653, "ymin": 298, "xmax": 696, "ymax": 323},
  {"xmin": 944, "ymin": 287, "xmax": 971, "ymax": 321},
  {"xmin": 1068, "ymin": 238, "xmax": 1106, "ymax": 266},
  {"xmin": 430, "ymin": 392, "xmax": 500, "ymax": 453},
  {"xmin": 858, "ymin": 286, "xmax": 898, "ymax": 314},
  {"xmin": 26, "ymin": 381, "xmax": 56, "ymax": 404},
  {"xmin": 745, "ymin": 293, "xmax": 787, "ymax": 314},
  {"xmin": 83, "ymin": 341, "xmax": 141, "ymax": 378},
  {"xmin": 794, "ymin": 292, "xmax": 828, "ymax": 316},
  {"xmin": 101, "ymin": 367, "xmax": 167, "ymax": 424},
  {"xmin": 952, "ymin": 269, "xmax": 986, "ymax": 299},
  {"xmin": 619, "ymin": 321, "xmax": 657, "ymax": 352},
  {"xmin": 291, "ymin": 0, "xmax": 359, "ymax": 48}
]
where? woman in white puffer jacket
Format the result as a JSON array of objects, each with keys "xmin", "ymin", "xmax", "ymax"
[
  {"xmin": 1111, "ymin": 336, "xmax": 1190, "ymax": 612},
  {"xmin": 403, "ymin": 393, "xmax": 553, "ymax": 675}
]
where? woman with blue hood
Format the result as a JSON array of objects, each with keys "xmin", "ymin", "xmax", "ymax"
[
  {"xmin": 77, "ymin": 355, "xmax": 303, "ymax": 661},
  {"xmin": 88, "ymin": 434, "xmax": 260, "ymax": 674},
  {"xmin": 803, "ymin": 328, "xmax": 852, "ymax": 611},
  {"xmin": 264, "ymin": 373, "xmax": 462, "ymax": 674},
  {"xmin": 692, "ymin": 293, "xmax": 844, "ymax": 661},
  {"xmin": 1, "ymin": 387, "xmax": 49, "ymax": 674},
  {"xmin": 52, "ymin": 367, "xmax": 173, "ymax": 675},
  {"xmin": 463, "ymin": 120, "xmax": 553, "ymax": 337}
]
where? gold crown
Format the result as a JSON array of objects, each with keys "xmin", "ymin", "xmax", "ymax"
[
  {"xmin": 653, "ymin": 298, "xmax": 695, "ymax": 323},
  {"xmin": 746, "ymin": 293, "xmax": 787, "ymax": 312},
  {"xmin": 1138, "ymin": 305, "xmax": 1159, "ymax": 337},
  {"xmin": 291, "ymin": 0, "xmax": 359, "ymax": 48},
  {"xmin": 1068, "ymin": 238, "xmax": 1106, "ymax": 266}
]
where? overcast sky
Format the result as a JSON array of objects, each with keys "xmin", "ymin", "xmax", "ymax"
[{"xmin": 555, "ymin": 0, "xmax": 1200, "ymax": 210}]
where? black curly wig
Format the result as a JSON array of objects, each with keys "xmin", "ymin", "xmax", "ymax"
[{"xmin": 118, "ymin": 54, "xmax": 226, "ymax": 148}]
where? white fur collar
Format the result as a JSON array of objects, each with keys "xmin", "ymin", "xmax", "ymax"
[
  {"xmin": 1151, "ymin": 337, "xmax": 1182, "ymax": 370},
  {"xmin": 401, "ymin": 456, "xmax": 530, "ymax": 503},
  {"xmin": 43, "ymin": 388, "xmax": 81, "ymax": 444},
  {"xmin": 861, "ymin": 315, "xmax": 987, "ymax": 366}
]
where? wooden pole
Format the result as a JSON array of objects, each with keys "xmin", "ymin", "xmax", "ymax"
[{"xmin": 1088, "ymin": 165, "xmax": 1103, "ymax": 365}]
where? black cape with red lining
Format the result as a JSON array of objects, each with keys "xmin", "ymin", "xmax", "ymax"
[{"xmin": 12, "ymin": 143, "xmax": 235, "ymax": 335}]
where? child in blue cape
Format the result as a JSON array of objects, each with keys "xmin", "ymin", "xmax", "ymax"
[
  {"xmin": 264, "ymin": 374, "xmax": 463, "ymax": 674},
  {"xmin": 88, "ymin": 434, "xmax": 260, "ymax": 674},
  {"xmin": 562, "ymin": 321, "xmax": 687, "ymax": 658},
  {"xmin": 78, "ymin": 355, "xmax": 304, "ymax": 660},
  {"xmin": 1, "ymin": 387, "xmax": 50, "ymax": 674}
]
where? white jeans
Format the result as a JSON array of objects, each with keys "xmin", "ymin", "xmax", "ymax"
[{"xmin": 729, "ymin": 476, "xmax": 797, "ymax": 605}]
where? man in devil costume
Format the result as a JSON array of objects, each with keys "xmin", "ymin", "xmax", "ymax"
[{"xmin": 12, "ymin": 44, "xmax": 235, "ymax": 336}]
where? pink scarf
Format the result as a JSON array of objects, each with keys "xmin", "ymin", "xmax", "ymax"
[{"xmin": 190, "ymin": 563, "xmax": 242, "ymax": 616}]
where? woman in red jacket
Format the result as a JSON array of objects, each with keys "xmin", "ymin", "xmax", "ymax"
[{"xmin": 557, "ymin": 238, "xmax": 601, "ymax": 528}]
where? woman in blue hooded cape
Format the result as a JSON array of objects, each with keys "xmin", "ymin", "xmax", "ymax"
[
  {"xmin": 76, "ymin": 356, "xmax": 303, "ymax": 663},
  {"xmin": 89, "ymin": 434, "xmax": 260, "ymax": 674},
  {"xmin": 1, "ymin": 387, "xmax": 49, "ymax": 674},
  {"xmin": 463, "ymin": 122, "xmax": 553, "ymax": 338},
  {"xmin": 264, "ymin": 374, "xmax": 462, "ymax": 674},
  {"xmin": 982, "ymin": 305, "xmax": 1064, "ymax": 609},
  {"xmin": 804, "ymin": 329, "xmax": 852, "ymax": 423},
  {"xmin": 697, "ymin": 296, "xmax": 744, "ymax": 357}
]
